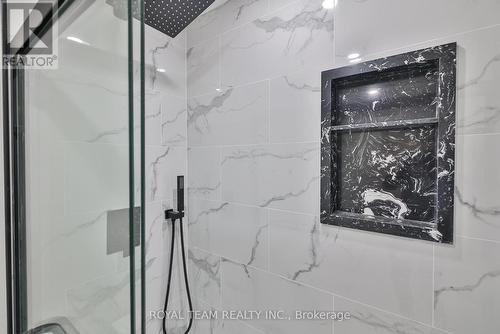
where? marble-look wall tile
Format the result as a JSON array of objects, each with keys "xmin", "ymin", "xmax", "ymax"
[
  {"xmin": 33, "ymin": 66, "xmax": 129, "ymax": 146},
  {"xmin": 64, "ymin": 142, "xmax": 129, "ymax": 213},
  {"xmin": 146, "ymin": 259, "xmax": 188, "ymax": 334},
  {"xmin": 221, "ymin": 0, "xmax": 334, "ymax": 87},
  {"xmin": 187, "ymin": 36, "xmax": 221, "ymax": 97},
  {"xmin": 188, "ymin": 81, "xmax": 269, "ymax": 146},
  {"xmin": 334, "ymin": 0, "xmax": 500, "ymax": 67},
  {"xmin": 28, "ymin": 133, "xmax": 65, "ymax": 210},
  {"xmin": 270, "ymin": 209, "xmax": 433, "ymax": 324},
  {"xmin": 220, "ymin": 143, "xmax": 319, "ymax": 214},
  {"xmin": 146, "ymin": 145, "xmax": 186, "ymax": 203},
  {"xmin": 146, "ymin": 145, "xmax": 172, "ymax": 203},
  {"xmin": 268, "ymin": 0, "xmax": 298, "ymax": 12},
  {"xmin": 190, "ymin": 299, "xmax": 223, "ymax": 334},
  {"xmin": 188, "ymin": 247, "xmax": 222, "ymax": 308},
  {"xmin": 218, "ymin": 319, "xmax": 265, "ymax": 334},
  {"xmin": 66, "ymin": 271, "xmax": 133, "ymax": 334},
  {"xmin": 269, "ymin": 210, "xmax": 333, "ymax": 282},
  {"xmin": 161, "ymin": 94, "xmax": 187, "ymax": 147},
  {"xmin": 147, "ymin": 31, "xmax": 186, "ymax": 98},
  {"xmin": 188, "ymin": 147, "xmax": 221, "ymax": 201},
  {"xmin": 185, "ymin": 0, "xmax": 500, "ymax": 332},
  {"xmin": 221, "ymin": 258, "xmax": 334, "ymax": 334},
  {"xmin": 187, "ymin": 0, "xmax": 269, "ymax": 48},
  {"xmin": 188, "ymin": 199, "xmax": 269, "ymax": 270},
  {"xmin": 434, "ymin": 237, "xmax": 500, "ymax": 334},
  {"xmin": 270, "ymin": 70, "xmax": 321, "ymax": 143},
  {"xmin": 455, "ymin": 26, "xmax": 500, "ymax": 136},
  {"xmin": 145, "ymin": 94, "xmax": 163, "ymax": 146},
  {"xmin": 143, "ymin": 27, "xmax": 187, "ymax": 334},
  {"xmin": 144, "ymin": 25, "xmax": 174, "ymax": 65},
  {"xmin": 144, "ymin": 201, "xmax": 169, "ymax": 261},
  {"xmin": 334, "ymin": 297, "xmax": 449, "ymax": 334},
  {"xmin": 455, "ymin": 134, "xmax": 500, "ymax": 242},
  {"xmin": 29, "ymin": 209, "xmax": 130, "ymax": 322}
]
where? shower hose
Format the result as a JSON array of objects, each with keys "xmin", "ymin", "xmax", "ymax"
[{"xmin": 162, "ymin": 212, "xmax": 194, "ymax": 334}]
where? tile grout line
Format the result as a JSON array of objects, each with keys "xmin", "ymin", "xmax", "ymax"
[
  {"xmin": 213, "ymin": 247, "xmax": 441, "ymax": 329},
  {"xmin": 186, "ymin": 0, "xmax": 307, "ymax": 50},
  {"xmin": 432, "ymin": 243, "xmax": 435, "ymax": 327},
  {"xmin": 331, "ymin": 294, "xmax": 335, "ymax": 334},
  {"xmin": 188, "ymin": 140, "xmax": 320, "ymax": 149},
  {"xmin": 266, "ymin": 208, "xmax": 271, "ymax": 272},
  {"xmin": 267, "ymin": 78, "xmax": 271, "ymax": 144}
]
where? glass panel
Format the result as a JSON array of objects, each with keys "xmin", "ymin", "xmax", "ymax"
[{"xmin": 20, "ymin": 0, "xmax": 144, "ymax": 332}]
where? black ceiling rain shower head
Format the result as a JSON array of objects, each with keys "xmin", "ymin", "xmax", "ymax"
[{"xmin": 145, "ymin": 0, "xmax": 216, "ymax": 37}]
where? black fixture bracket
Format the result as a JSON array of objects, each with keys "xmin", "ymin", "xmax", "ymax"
[{"xmin": 165, "ymin": 209, "xmax": 184, "ymax": 221}]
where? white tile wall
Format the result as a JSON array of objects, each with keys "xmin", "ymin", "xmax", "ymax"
[
  {"xmin": 188, "ymin": 81, "xmax": 269, "ymax": 146},
  {"xmin": 220, "ymin": 0, "xmax": 334, "ymax": 87},
  {"xmin": 9, "ymin": 0, "xmax": 500, "ymax": 333},
  {"xmin": 185, "ymin": 0, "xmax": 500, "ymax": 333},
  {"xmin": 189, "ymin": 200, "xmax": 269, "ymax": 270},
  {"xmin": 434, "ymin": 237, "xmax": 500, "ymax": 334},
  {"xmin": 221, "ymin": 258, "xmax": 334, "ymax": 334},
  {"xmin": 220, "ymin": 143, "xmax": 320, "ymax": 214},
  {"xmin": 333, "ymin": 0, "xmax": 500, "ymax": 67}
]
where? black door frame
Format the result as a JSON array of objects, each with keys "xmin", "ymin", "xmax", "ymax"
[{"xmin": 2, "ymin": 1, "xmax": 75, "ymax": 332}]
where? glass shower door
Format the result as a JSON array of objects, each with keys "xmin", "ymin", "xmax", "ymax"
[{"xmin": 2, "ymin": 0, "xmax": 145, "ymax": 332}]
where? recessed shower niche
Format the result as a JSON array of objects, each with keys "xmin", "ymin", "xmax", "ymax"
[{"xmin": 320, "ymin": 43, "xmax": 456, "ymax": 243}]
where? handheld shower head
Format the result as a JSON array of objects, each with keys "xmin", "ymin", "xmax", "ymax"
[{"xmin": 176, "ymin": 175, "xmax": 184, "ymax": 212}]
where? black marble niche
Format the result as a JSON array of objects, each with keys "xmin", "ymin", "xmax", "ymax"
[{"xmin": 321, "ymin": 43, "xmax": 456, "ymax": 243}]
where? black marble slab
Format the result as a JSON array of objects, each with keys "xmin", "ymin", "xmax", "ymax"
[
  {"xmin": 321, "ymin": 43, "xmax": 456, "ymax": 243},
  {"xmin": 335, "ymin": 61, "xmax": 439, "ymax": 125}
]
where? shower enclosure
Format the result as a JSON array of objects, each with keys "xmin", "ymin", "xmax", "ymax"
[
  {"xmin": 3, "ymin": 0, "xmax": 500, "ymax": 334},
  {"xmin": 2, "ymin": 0, "xmax": 147, "ymax": 332}
]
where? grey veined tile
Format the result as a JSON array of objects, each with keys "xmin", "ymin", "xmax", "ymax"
[
  {"xmin": 334, "ymin": 0, "xmax": 500, "ymax": 67},
  {"xmin": 454, "ymin": 133, "xmax": 500, "ymax": 242},
  {"xmin": 270, "ymin": 210, "xmax": 434, "ymax": 324},
  {"xmin": 145, "ymin": 145, "xmax": 186, "ymax": 203},
  {"xmin": 187, "ymin": 36, "xmax": 221, "ymax": 98},
  {"xmin": 188, "ymin": 81, "xmax": 269, "ymax": 146},
  {"xmin": 188, "ymin": 199, "xmax": 269, "ymax": 271},
  {"xmin": 455, "ymin": 25, "xmax": 500, "ymax": 136},
  {"xmin": 220, "ymin": 143, "xmax": 320, "ymax": 214},
  {"xmin": 221, "ymin": 258, "xmax": 334, "ymax": 334},
  {"xmin": 147, "ymin": 32, "xmax": 186, "ymax": 98},
  {"xmin": 187, "ymin": 0, "xmax": 269, "ymax": 47},
  {"xmin": 221, "ymin": 0, "xmax": 334, "ymax": 87},
  {"xmin": 188, "ymin": 247, "xmax": 222, "ymax": 308},
  {"xmin": 161, "ymin": 94, "xmax": 187, "ymax": 147},
  {"xmin": 434, "ymin": 237, "xmax": 500, "ymax": 334},
  {"xmin": 188, "ymin": 147, "xmax": 221, "ymax": 201},
  {"xmin": 270, "ymin": 69, "xmax": 321, "ymax": 143},
  {"xmin": 335, "ymin": 297, "xmax": 449, "ymax": 334}
]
